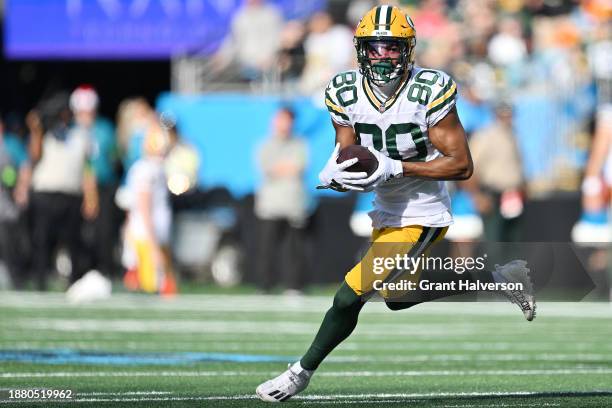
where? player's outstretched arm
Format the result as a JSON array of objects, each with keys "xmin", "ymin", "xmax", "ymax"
[
  {"xmin": 402, "ymin": 107, "xmax": 473, "ymax": 180},
  {"xmin": 348, "ymin": 107, "xmax": 472, "ymax": 190}
]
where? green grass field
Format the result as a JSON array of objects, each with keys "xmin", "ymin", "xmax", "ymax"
[{"xmin": 1, "ymin": 291, "xmax": 612, "ymax": 407}]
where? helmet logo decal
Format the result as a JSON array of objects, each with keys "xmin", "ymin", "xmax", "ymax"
[{"xmin": 407, "ymin": 16, "xmax": 415, "ymax": 30}]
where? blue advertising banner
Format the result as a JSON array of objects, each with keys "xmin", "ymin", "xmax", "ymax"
[{"xmin": 5, "ymin": 0, "xmax": 325, "ymax": 59}]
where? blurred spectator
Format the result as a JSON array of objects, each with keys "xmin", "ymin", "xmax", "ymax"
[
  {"xmin": 530, "ymin": 16, "xmax": 583, "ymax": 90},
  {"xmin": 254, "ymin": 107, "xmax": 307, "ymax": 292},
  {"xmin": 412, "ymin": 0, "xmax": 451, "ymax": 40},
  {"xmin": 117, "ymin": 97, "xmax": 156, "ymax": 173},
  {"xmin": 580, "ymin": 0, "xmax": 612, "ymax": 24},
  {"xmin": 28, "ymin": 93, "xmax": 98, "ymax": 290},
  {"xmin": 346, "ymin": 0, "xmax": 376, "ymax": 28},
  {"xmin": 213, "ymin": 0, "xmax": 284, "ymax": 81},
  {"xmin": 468, "ymin": 101, "xmax": 525, "ymax": 242},
  {"xmin": 300, "ymin": 11, "xmax": 354, "ymax": 97},
  {"xmin": 69, "ymin": 86, "xmax": 122, "ymax": 279},
  {"xmin": 498, "ymin": 0, "xmax": 525, "ymax": 14},
  {"xmin": 581, "ymin": 21, "xmax": 612, "ymax": 222},
  {"xmin": 458, "ymin": 0, "xmax": 497, "ymax": 58},
  {"xmin": 418, "ymin": 19, "xmax": 464, "ymax": 69},
  {"xmin": 0, "ymin": 115, "xmax": 31, "ymax": 288},
  {"xmin": 525, "ymin": 0, "xmax": 576, "ymax": 17},
  {"xmin": 580, "ymin": 109, "xmax": 612, "ymax": 216},
  {"xmin": 122, "ymin": 123, "xmax": 176, "ymax": 296},
  {"xmin": 572, "ymin": 105, "xmax": 611, "ymax": 243},
  {"xmin": 277, "ymin": 20, "xmax": 307, "ymax": 87},
  {"xmin": 587, "ymin": 22, "xmax": 612, "ymax": 110},
  {"xmin": 488, "ymin": 17, "xmax": 528, "ymax": 67},
  {"xmin": 453, "ymin": 59, "xmax": 496, "ymax": 134}
]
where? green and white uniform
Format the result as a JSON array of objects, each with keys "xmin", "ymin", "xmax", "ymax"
[{"xmin": 325, "ymin": 66, "xmax": 458, "ymax": 228}]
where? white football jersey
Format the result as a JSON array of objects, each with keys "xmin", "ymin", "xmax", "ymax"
[{"xmin": 325, "ymin": 66, "xmax": 457, "ymax": 226}]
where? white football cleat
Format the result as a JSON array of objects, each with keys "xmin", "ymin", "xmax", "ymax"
[
  {"xmin": 256, "ymin": 362, "xmax": 312, "ymax": 402},
  {"xmin": 494, "ymin": 260, "xmax": 536, "ymax": 321}
]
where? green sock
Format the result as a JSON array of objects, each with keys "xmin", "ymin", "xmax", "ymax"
[{"xmin": 300, "ymin": 282, "xmax": 365, "ymax": 371}]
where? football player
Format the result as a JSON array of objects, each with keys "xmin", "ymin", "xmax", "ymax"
[{"xmin": 256, "ymin": 5, "xmax": 535, "ymax": 402}]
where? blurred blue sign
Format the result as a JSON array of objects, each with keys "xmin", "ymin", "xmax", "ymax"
[{"xmin": 5, "ymin": 0, "xmax": 325, "ymax": 59}]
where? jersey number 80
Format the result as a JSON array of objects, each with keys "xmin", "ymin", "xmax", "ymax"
[{"xmin": 331, "ymin": 71, "xmax": 435, "ymax": 162}]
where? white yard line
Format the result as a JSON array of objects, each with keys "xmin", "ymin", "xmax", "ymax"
[
  {"xmin": 0, "ymin": 292, "xmax": 611, "ymax": 319},
  {"xmin": 0, "ymin": 390, "xmax": 601, "ymax": 404},
  {"xmin": 0, "ymin": 396, "xmax": 221, "ymax": 404},
  {"xmin": 2, "ymin": 318, "xmax": 321, "ymax": 334},
  {"xmin": 304, "ymin": 402, "xmax": 560, "ymax": 407},
  {"xmin": 316, "ymin": 368, "xmax": 612, "ymax": 376},
  {"xmin": 3, "ymin": 368, "xmax": 612, "ymax": 379},
  {"xmin": 1, "ymin": 318, "xmax": 496, "ymax": 336},
  {"xmin": 302, "ymin": 402, "xmax": 559, "ymax": 407},
  {"xmin": 4, "ymin": 318, "xmax": 611, "ymax": 338},
  {"xmin": 2, "ymin": 338, "xmax": 611, "ymax": 351},
  {"xmin": 328, "ymin": 354, "xmax": 612, "ymax": 363},
  {"xmin": 77, "ymin": 391, "xmax": 172, "ymax": 396},
  {"xmin": 295, "ymin": 391, "xmax": 571, "ymax": 399}
]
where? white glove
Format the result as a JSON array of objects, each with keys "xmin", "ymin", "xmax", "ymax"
[
  {"xmin": 318, "ymin": 144, "xmax": 367, "ymax": 191},
  {"xmin": 347, "ymin": 146, "xmax": 403, "ymax": 191}
]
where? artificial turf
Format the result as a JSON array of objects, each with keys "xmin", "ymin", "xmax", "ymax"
[{"xmin": 1, "ymin": 292, "xmax": 611, "ymax": 407}]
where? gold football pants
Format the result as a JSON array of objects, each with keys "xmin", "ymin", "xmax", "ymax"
[{"xmin": 344, "ymin": 225, "xmax": 448, "ymax": 296}]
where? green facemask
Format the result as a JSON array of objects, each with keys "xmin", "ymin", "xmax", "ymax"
[{"xmin": 371, "ymin": 61, "xmax": 395, "ymax": 82}]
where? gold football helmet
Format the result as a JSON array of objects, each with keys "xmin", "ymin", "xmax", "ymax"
[{"xmin": 354, "ymin": 5, "xmax": 417, "ymax": 85}]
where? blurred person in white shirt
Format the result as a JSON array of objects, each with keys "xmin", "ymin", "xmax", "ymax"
[
  {"xmin": 213, "ymin": 0, "xmax": 284, "ymax": 81},
  {"xmin": 300, "ymin": 11, "xmax": 354, "ymax": 98},
  {"xmin": 487, "ymin": 17, "xmax": 528, "ymax": 67},
  {"xmin": 28, "ymin": 92, "xmax": 98, "ymax": 290}
]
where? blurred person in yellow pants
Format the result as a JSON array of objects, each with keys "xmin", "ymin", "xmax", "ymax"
[{"xmin": 122, "ymin": 123, "xmax": 176, "ymax": 296}]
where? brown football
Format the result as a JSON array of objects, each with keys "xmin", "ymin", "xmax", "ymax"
[{"xmin": 337, "ymin": 145, "xmax": 378, "ymax": 176}]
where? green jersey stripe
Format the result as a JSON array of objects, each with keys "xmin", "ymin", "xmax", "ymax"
[{"xmin": 431, "ymin": 79, "xmax": 455, "ymax": 102}]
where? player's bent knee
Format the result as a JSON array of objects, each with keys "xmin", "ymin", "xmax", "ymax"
[{"xmin": 333, "ymin": 282, "xmax": 363, "ymax": 312}]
